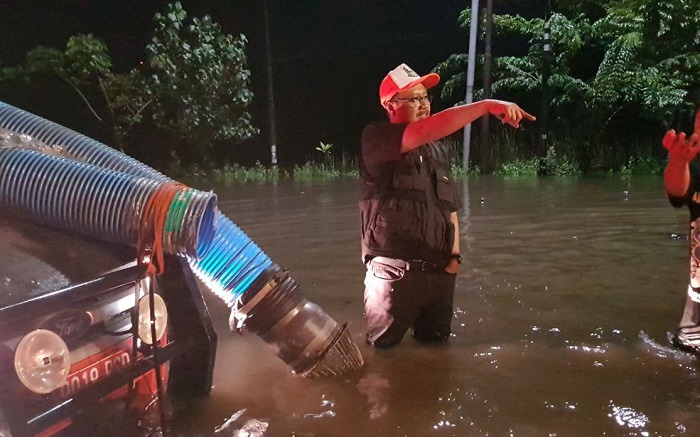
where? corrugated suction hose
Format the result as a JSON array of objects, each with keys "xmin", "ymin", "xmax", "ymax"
[{"xmin": 0, "ymin": 101, "xmax": 363, "ymax": 376}]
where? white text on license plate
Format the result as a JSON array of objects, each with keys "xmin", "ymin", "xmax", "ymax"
[{"xmin": 59, "ymin": 350, "xmax": 131, "ymax": 398}]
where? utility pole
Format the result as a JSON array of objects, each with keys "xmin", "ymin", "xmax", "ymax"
[
  {"xmin": 463, "ymin": 0, "xmax": 479, "ymax": 171},
  {"xmin": 480, "ymin": 0, "xmax": 493, "ymax": 173},
  {"xmin": 264, "ymin": 0, "xmax": 278, "ymax": 168},
  {"xmin": 540, "ymin": 17, "xmax": 552, "ymax": 159}
]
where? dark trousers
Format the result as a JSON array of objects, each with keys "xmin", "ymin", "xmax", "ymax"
[{"xmin": 363, "ymin": 257, "xmax": 456, "ymax": 348}]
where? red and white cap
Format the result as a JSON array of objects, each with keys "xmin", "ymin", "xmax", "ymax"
[{"xmin": 379, "ymin": 63, "xmax": 440, "ymax": 106}]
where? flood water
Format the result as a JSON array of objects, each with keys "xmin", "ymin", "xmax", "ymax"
[{"xmin": 165, "ymin": 175, "xmax": 699, "ymax": 437}]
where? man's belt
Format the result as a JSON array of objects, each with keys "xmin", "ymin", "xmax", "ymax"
[{"xmin": 370, "ymin": 256, "xmax": 444, "ymax": 273}]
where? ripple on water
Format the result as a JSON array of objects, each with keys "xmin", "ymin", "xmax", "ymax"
[
  {"xmin": 638, "ymin": 330, "xmax": 697, "ymax": 363},
  {"xmin": 607, "ymin": 401, "xmax": 650, "ymax": 432}
]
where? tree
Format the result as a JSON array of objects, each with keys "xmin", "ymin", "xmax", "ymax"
[
  {"xmin": 1, "ymin": 2, "xmax": 258, "ymax": 169},
  {"xmin": 106, "ymin": 2, "xmax": 259, "ymax": 167},
  {"xmin": 126, "ymin": 2, "xmax": 258, "ymax": 163},
  {"xmin": 435, "ymin": 0, "xmax": 700, "ymax": 171},
  {"xmin": 0, "ymin": 34, "xmax": 113, "ymax": 124},
  {"xmin": 435, "ymin": 7, "xmax": 594, "ymax": 169},
  {"xmin": 588, "ymin": 0, "xmax": 700, "ymax": 125}
]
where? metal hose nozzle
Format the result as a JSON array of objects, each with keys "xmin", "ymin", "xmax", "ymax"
[{"xmin": 232, "ymin": 268, "xmax": 364, "ymax": 377}]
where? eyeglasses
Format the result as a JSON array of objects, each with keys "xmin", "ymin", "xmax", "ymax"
[{"xmin": 390, "ymin": 95, "xmax": 433, "ymax": 108}]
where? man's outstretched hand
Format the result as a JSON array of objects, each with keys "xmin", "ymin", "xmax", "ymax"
[{"xmin": 488, "ymin": 100, "xmax": 537, "ymax": 128}]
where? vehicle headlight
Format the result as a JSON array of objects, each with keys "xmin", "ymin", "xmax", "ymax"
[
  {"xmin": 137, "ymin": 294, "xmax": 168, "ymax": 345},
  {"xmin": 14, "ymin": 329, "xmax": 70, "ymax": 394}
]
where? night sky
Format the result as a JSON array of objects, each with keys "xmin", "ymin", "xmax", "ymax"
[{"xmin": 1, "ymin": 0, "xmax": 468, "ymax": 165}]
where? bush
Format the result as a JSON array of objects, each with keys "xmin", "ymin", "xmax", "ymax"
[
  {"xmin": 541, "ymin": 146, "xmax": 581, "ymax": 176},
  {"xmin": 498, "ymin": 158, "xmax": 540, "ymax": 176},
  {"xmin": 619, "ymin": 156, "xmax": 664, "ymax": 176}
]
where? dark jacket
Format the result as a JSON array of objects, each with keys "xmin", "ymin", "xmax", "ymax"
[{"xmin": 359, "ymin": 121, "xmax": 460, "ymax": 264}]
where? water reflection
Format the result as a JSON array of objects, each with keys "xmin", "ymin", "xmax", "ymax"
[
  {"xmin": 214, "ymin": 409, "xmax": 268, "ymax": 436},
  {"xmin": 85, "ymin": 176, "xmax": 700, "ymax": 436},
  {"xmin": 356, "ymin": 373, "xmax": 389, "ymax": 420}
]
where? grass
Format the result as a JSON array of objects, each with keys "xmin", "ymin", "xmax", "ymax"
[{"xmin": 164, "ymin": 137, "xmax": 666, "ymax": 183}]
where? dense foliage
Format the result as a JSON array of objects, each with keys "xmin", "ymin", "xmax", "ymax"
[
  {"xmin": 2, "ymin": 1, "xmax": 697, "ymax": 177},
  {"xmin": 435, "ymin": 0, "xmax": 700, "ymax": 173},
  {"xmin": 0, "ymin": 2, "xmax": 257, "ymax": 169}
]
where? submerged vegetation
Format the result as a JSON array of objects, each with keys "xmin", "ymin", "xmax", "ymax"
[
  {"xmin": 166, "ymin": 142, "xmax": 360, "ymax": 182},
  {"xmin": 166, "ymin": 140, "xmax": 660, "ymax": 183}
]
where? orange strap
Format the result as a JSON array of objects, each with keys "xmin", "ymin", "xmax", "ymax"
[{"xmin": 137, "ymin": 181, "xmax": 186, "ymax": 276}]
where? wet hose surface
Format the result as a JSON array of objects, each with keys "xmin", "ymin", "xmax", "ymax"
[{"xmin": 0, "ymin": 101, "xmax": 364, "ymax": 378}]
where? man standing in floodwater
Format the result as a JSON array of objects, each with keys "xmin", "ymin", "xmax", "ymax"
[
  {"xmin": 663, "ymin": 108, "xmax": 700, "ymax": 350},
  {"xmin": 358, "ymin": 63, "xmax": 535, "ymax": 348}
]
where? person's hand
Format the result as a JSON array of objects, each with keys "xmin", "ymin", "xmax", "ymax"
[
  {"xmin": 664, "ymin": 109, "xmax": 700, "ymax": 164},
  {"xmin": 487, "ymin": 100, "xmax": 537, "ymax": 128},
  {"xmin": 444, "ymin": 257, "xmax": 460, "ymax": 275},
  {"xmin": 663, "ymin": 130, "xmax": 700, "ymax": 164}
]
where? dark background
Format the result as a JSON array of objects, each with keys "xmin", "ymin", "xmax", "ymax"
[{"xmin": 0, "ymin": 0, "xmax": 472, "ymax": 166}]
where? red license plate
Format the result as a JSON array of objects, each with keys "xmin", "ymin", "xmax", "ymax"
[{"xmin": 58, "ymin": 349, "xmax": 132, "ymax": 398}]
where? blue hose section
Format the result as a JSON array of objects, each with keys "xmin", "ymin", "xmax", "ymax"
[
  {"xmin": 197, "ymin": 214, "xmax": 275, "ymax": 305},
  {"xmin": 0, "ymin": 101, "xmax": 273, "ymax": 305}
]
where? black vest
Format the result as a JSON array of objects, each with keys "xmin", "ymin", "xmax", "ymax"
[{"xmin": 359, "ymin": 142, "xmax": 457, "ymax": 264}]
